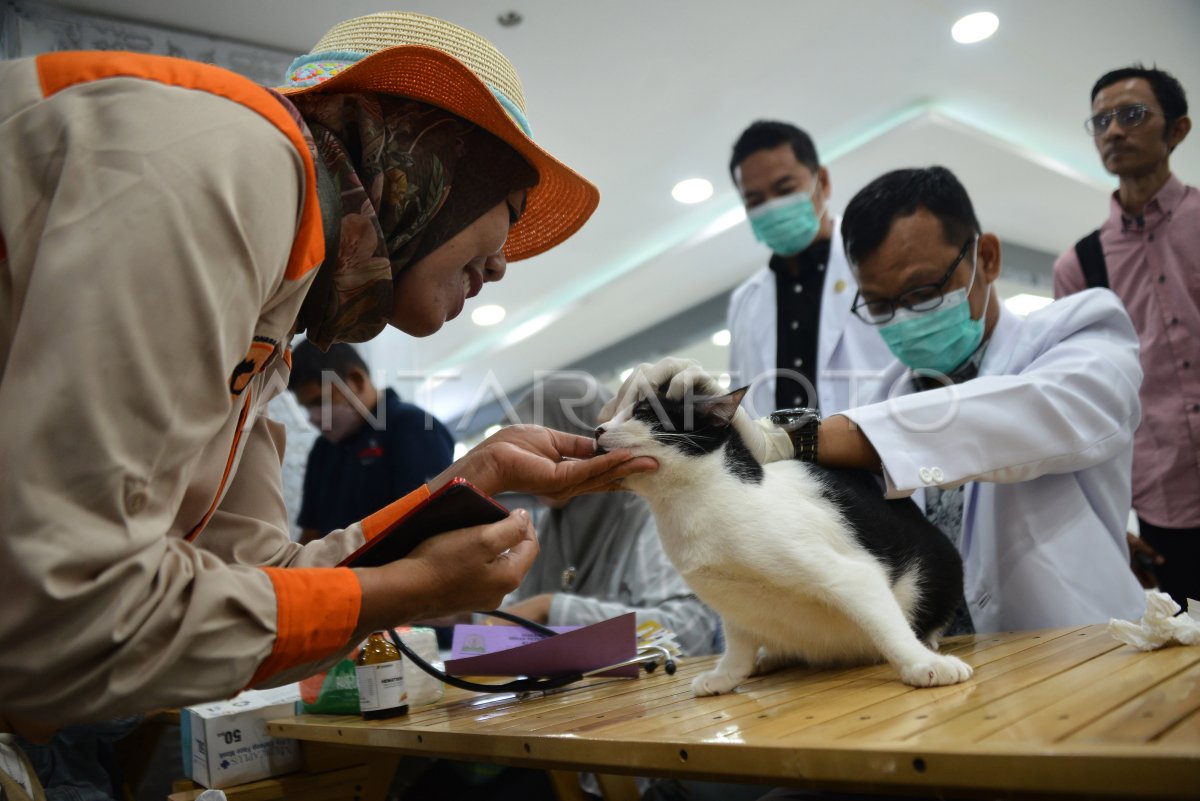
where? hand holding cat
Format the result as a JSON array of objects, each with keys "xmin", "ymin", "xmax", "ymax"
[
  {"xmin": 430, "ymin": 423, "xmax": 658, "ymax": 502},
  {"xmin": 599, "ymin": 357, "xmax": 796, "ymax": 464}
]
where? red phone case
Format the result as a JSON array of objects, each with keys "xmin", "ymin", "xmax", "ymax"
[{"xmin": 338, "ymin": 478, "xmax": 510, "ymax": 568}]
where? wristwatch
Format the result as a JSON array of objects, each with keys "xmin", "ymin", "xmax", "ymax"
[{"xmin": 769, "ymin": 407, "xmax": 821, "ymax": 463}]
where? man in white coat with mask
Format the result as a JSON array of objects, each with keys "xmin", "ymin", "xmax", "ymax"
[
  {"xmin": 726, "ymin": 121, "xmax": 894, "ymax": 418},
  {"xmin": 607, "ymin": 166, "xmax": 1146, "ymax": 633}
]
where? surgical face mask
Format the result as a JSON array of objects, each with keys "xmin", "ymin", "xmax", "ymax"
[
  {"xmin": 878, "ymin": 238, "xmax": 990, "ymax": 377},
  {"xmin": 309, "ymin": 401, "xmax": 363, "ymax": 444},
  {"xmin": 746, "ymin": 182, "xmax": 826, "ymax": 256}
]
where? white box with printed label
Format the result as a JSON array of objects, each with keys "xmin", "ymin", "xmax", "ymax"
[{"xmin": 181, "ymin": 683, "xmax": 303, "ymax": 789}]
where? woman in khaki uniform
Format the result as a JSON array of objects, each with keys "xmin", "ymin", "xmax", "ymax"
[{"xmin": 0, "ymin": 10, "xmax": 653, "ymax": 765}]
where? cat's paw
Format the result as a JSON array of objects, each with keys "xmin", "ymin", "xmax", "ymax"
[
  {"xmin": 898, "ymin": 654, "xmax": 973, "ymax": 687},
  {"xmin": 691, "ymin": 670, "xmax": 744, "ymax": 697}
]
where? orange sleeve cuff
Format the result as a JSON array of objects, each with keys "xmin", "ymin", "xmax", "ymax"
[
  {"xmin": 249, "ymin": 567, "xmax": 361, "ymax": 687},
  {"xmin": 361, "ymin": 484, "xmax": 431, "ymax": 541}
]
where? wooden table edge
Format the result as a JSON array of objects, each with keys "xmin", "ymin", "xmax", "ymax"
[{"xmin": 268, "ymin": 715, "xmax": 1200, "ymax": 799}]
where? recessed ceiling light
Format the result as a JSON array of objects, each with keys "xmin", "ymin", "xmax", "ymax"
[
  {"xmin": 484, "ymin": 424, "xmax": 503, "ymax": 438},
  {"xmin": 671, "ymin": 178, "xmax": 713, "ymax": 204},
  {"xmin": 620, "ymin": 367, "xmax": 635, "ymax": 382},
  {"xmin": 471, "ymin": 304, "xmax": 506, "ymax": 326},
  {"xmin": 717, "ymin": 373, "xmax": 732, "ymax": 389},
  {"xmin": 711, "ymin": 329, "xmax": 731, "ymax": 347},
  {"xmin": 952, "ymin": 11, "xmax": 999, "ymax": 44}
]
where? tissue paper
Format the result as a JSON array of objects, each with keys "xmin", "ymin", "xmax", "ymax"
[{"xmin": 1108, "ymin": 590, "xmax": 1200, "ymax": 651}]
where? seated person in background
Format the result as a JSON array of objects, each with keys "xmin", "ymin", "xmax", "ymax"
[
  {"xmin": 500, "ymin": 374, "xmax": 720, "ymax": 657},
  {"xmin": 607, "ymin": 166, "xmax": 1147, "ymax": 634},
  {"xmin": 289, "ymin": 340, "xmax": 455, "ymax": 544}
]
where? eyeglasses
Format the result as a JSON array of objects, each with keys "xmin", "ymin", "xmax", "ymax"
[
  {"xmin": 1085, "ymin": 103, "xmax": 1157, "ymax": 136},
  {"xmin": 851, "ymin": 237, "xmax": 974, "ymax": 325}
]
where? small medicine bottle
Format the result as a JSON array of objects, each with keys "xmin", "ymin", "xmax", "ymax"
[{"xmin": 355, "ymin": 631, "xmax": 409, "ymax": 719}]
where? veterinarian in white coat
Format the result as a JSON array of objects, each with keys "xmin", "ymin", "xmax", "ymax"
[
  {"xmin": 615, "ymin": 167, "xmax": 1147, "ymax": 634},
  {"xmin": 843, "ymin": 290, "xmax": 1146, "ymax": 633},
  {"xmin": 726, "ymin": 121, "xmax": 893, "ymax": 417},
  {"xmin": 832, "ymin": 167, "xmax": 1146, "ymax": 632}
]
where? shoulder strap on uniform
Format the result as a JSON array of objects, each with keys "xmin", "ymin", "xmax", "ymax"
[{"xmin": 1073, "ymin": 229, "xmax": 1108, "ymax": 290}]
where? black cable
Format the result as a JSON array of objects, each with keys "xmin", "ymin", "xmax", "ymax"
[
  {"xmin": 385, "ymin": 611, "xmax": 673, "ymax": 695},
  {"xmin": 385, "ymin": 612, "xmax": 582, "ymax": 694}
]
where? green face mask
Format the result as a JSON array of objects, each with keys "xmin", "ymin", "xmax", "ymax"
[
  {"xmin": 878, "ymin": 240, "xmax": 990, "ymax": 376},
  {"xmin": 747, "ymin": 188, "xmax": 824, "ymax": 256}
]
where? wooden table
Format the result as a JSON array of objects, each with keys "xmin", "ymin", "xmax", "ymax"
[{"xmin": 268, "ymin": 625, "xmax": 1200, "ymax": 799}]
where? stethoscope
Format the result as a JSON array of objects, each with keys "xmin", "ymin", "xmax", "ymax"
[{"xmin": 386, "ymin": 610, "xmax": 677, "ymax": 695}]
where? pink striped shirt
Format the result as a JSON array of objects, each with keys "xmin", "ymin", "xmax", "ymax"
[{"xmin": 1054, "ymin": 174, "xmax": 1200, "ymax": 528}]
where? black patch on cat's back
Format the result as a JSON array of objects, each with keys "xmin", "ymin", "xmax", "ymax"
[
  {"xmin": 808, "ymin": 465, "xmax": 964, "ymax": 640},
  {"xmin": 722, "ymin": 430, "xmax": 763, "ymax": 484}
]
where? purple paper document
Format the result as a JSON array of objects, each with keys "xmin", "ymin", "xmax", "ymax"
[{"xmin": 446, "ymin": 613, "xmax": 639, "ymax": 678}]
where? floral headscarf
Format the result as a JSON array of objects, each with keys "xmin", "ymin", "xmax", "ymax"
[{"xmin": 282, "ymin": 93, "xmax": 537, "ymax": 348}]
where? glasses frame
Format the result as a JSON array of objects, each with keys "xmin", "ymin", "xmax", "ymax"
[
  {"xmin": 851, "ymin": 236, "xmax": 975, "ymax": 325},
  {"xmin": 1085, "ymin": 103, "xmax": 1156, "ymax": 136}
]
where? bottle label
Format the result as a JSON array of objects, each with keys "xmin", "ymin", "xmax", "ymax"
[{"xmin": 355, "ymin": 661, "xmax": 407, "ymax": 712}]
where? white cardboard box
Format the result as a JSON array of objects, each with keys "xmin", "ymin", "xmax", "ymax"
[{"xmin": 181, "ymin": 683, "xmax": 303, "ymax": 789}]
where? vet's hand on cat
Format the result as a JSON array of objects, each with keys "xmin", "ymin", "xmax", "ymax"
[
  {"xmin": 430, "ymin": 424, "xmax": 658, "ymax": 502},
  {"xmin": 599, "ymin": 357, "xmax": 795, "ymax": 464}
]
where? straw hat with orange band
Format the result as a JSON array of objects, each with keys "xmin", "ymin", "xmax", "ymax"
[{"xmin": 281, "ymin": 11, "xmax": 597, "ymax": 263}]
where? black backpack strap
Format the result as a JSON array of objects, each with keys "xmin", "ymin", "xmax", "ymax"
[{"xmin": 1073, "ymin": 229, "xmax": 1109, "ymax": 290}]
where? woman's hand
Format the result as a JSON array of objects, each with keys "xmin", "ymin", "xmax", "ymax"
[
  {"xmin": 431, "ymin": 424, "xmax": 657, "ymax": 503},
  {"xmin": 353, "ymin": 509, "xmax": 539, "ymax": 631}
]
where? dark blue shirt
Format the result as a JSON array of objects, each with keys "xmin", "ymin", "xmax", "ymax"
[{"xmin": 298, "ymin": 388, "xmax": 455, "ymax": 536}]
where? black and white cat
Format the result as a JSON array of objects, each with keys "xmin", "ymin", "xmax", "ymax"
[{"xmin": 596, "ymin": 387, "xmax": 973, "ymax": 694}]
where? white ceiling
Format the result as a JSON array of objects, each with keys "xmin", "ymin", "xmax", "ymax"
[{"xmin": 48, "ymin": 0, "xmax": 1200, "ymax": 423}]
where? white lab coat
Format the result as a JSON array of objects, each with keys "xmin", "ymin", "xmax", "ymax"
[
  {"xmin": 842, "ymin": 289, "xmax": 1146, "ymax": 633},
  {"xmin": 727, "ymin": 220, "xmax": 895, "ymax": 417}
]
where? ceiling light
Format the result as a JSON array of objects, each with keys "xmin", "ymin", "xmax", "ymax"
[
  {"xmin": 711, "ymin": 329, "xmax": 731, "ymax": 347},
  {"xmin": 484, "ymin": 424, "xmax": 502, "ymax": 438},
  {"xmin": 671, "ymin": 178, "xmax": 713, "ymax": 204},
  {"xmin": 952, "ymin": 11, "xmax": 999, "ymax": 44},
  {"xmin": 717, "ymin": 373, "xmax": 732, "ymax": 389},
  {"xmin": 1004, "ymin": 293, "xmax": 1053, "ymax": 318},
  {"xmin": 619, "ymin": 367, "xmax": 635, "ymax": 382},
  {"xmin": 471, "ymin": 304, "xmax": 506, "ymax": 326}
]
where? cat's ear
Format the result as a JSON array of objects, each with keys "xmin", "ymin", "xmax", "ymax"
[{"xmin": 695, "ymin": 386, "xmax": 750, "ymax": 426}]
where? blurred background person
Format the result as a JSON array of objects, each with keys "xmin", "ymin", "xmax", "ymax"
[
  {"xmin": 726, "ymin": 120, "xmax": 892, "ymax": 419},
  {"xmin": 289, "ymin": 340, "xmax": 456, "ymax": 543}
]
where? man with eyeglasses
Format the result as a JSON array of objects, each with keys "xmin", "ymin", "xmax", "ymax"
[
  {"xmin": 609, "ymin": 166, "xmax": 1146, "ymax": 633},
  {"xmin": 724, "ymin": 121, "xmax": 893, "ymax": 420},
  {"xmin": 1054, "ymin": 65, "xmax": 1198, "ymax": 609}
]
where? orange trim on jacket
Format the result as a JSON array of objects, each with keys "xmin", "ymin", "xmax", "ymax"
[
  {"xmin": 186, "ymin": 388, "xmax": 254, "ymax": 542},
  {"xmin": 35, "ymin": 51, "xmax": 323, "ymax": 282},
  {"xmin": 249, "ymin": 567, "xmax": 361, "ymax": 687},
  {"xmin": 361, "ymin": 484, "xmax": 432, "ymax": 542}
]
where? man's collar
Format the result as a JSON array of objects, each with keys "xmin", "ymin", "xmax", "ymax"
[
  {"xmin": 1109, "ymin": 173, "xmax": 1185, "ymax": 227},
  {"xmin": 768, "ymin": 237, "xmax": 831, "ymax": 275}
]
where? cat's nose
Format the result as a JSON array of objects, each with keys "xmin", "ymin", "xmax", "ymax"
[{"xmin": 593, "ymin": 425, "xmax": 608, "ymax": 455}]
